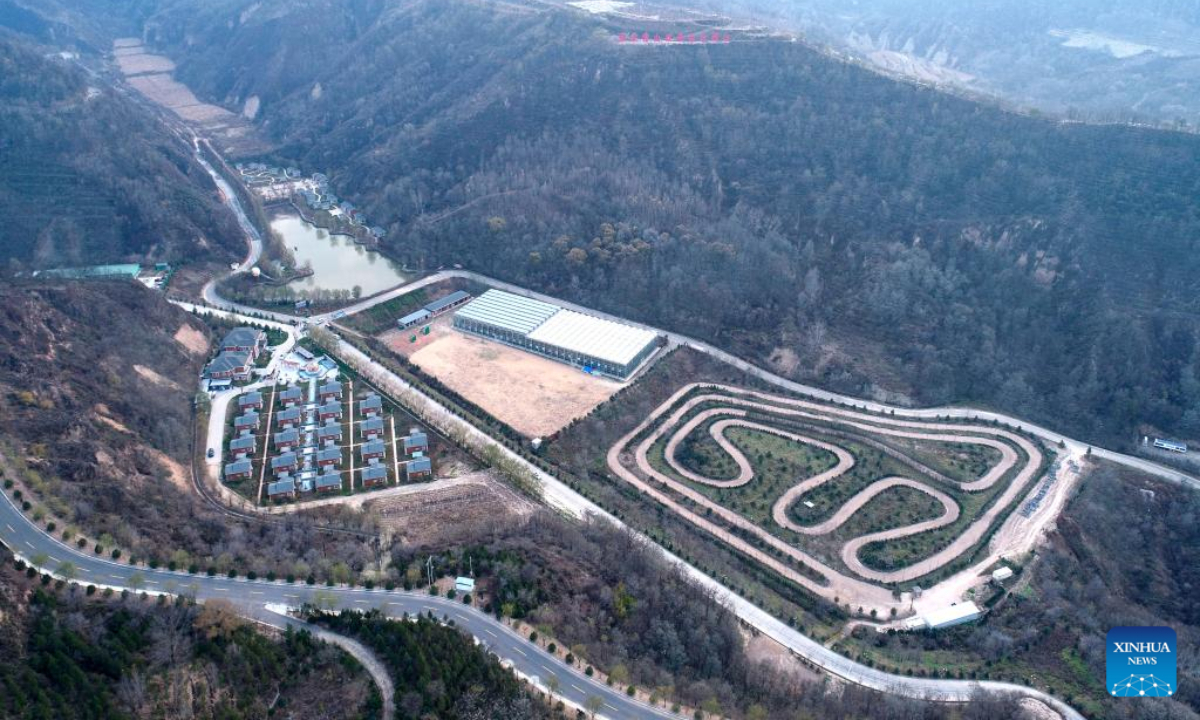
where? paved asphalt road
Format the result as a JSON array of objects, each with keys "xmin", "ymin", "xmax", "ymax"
[
  {"xmin": 183, "ymin": 279, "xmax": 1133, "ymax": 719},
  {"xmin": 191, "ymin": 135, "xmax": 263, "ymax": 273},
  {"xmin": 0, "ymin": 487, "xmax": 675, "ymax": 720}
]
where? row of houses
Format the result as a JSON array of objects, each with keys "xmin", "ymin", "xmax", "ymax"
[
  {"xmin": 224, "ymin": 382, "xmax": 434, "ymax": 501},
  {"xmin": 205, "ymin": 327, "xmax": 269, "ymax": 385},
  {"xmin": 397, "ymin": 290, "xmax": 473, "ymax": 330},
  {"xmin": 296, "ymin": 173, "xmax": 387, "ymax": 240},
  {"xmin": 237, "ymin": 163, "xmax": 301, "ymax": 185}
]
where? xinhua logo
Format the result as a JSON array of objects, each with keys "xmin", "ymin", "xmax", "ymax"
[{"xmin": 1106, "ymin": 627, "xmax": 1176, "ymax": 697}]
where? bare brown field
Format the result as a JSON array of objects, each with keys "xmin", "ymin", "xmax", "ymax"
[
  {"xmin": 114, "ymin": 53, "xmax": 176, "ymax": 76},
  {"xmin": 114, "ymin": 39, "xmax": 269, "ymax": 157},
  {"xmin": 407, "ymin": 330, "xmax": 622, "ymax": 437},
  {"xmin": 365, "ymin": 472, "xmax": 535, "ymax": 547}
]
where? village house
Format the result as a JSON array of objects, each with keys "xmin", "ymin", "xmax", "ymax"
[
  {"xmin": 359, "ymin": 394, "xmax": 383, "ymax": 418},
  {"xmin": 276, "ymin": 407, "xmax": 302, "ymax": 429},
  {"xmin": 359, "ymin": 417, "xmax": 385, "ymax": 440},
  {"xmin": 220, "ymin": 327, "xmax": 267, "ymax": 360},
  {"xmin": 315, "ymin": 473, "xmax": 342, "ymax": 493},
  {"xmin": 279, "ymin": 386, "xmax": 304, "ymax": 407},
  {"xmin": 270, "ymin": 452, "xmax": 298, "ymax": 476},
  {"xmin": 406, "ymin": 456, "xmax": 432, "ymax": 481},
  {"xmin": 229, "ymin": 435, "xmax": 256, "ymax": 456},
  {"xmin": 267, "ymin": 477, "xmax": 296, "ymax": 500},
  {"xmin": 205, "ymin": 351, "xmax": 252, "ymax": 382},
  {"xmin": 318, "ymin": 401, "xmax": 342, "ymax": 422},
  {"xmin": 360, "ymin": 440, "xmax": 386, "ymax": 462},
  {"xmin": 317, "ymin": 422, "xmax": 342, "ymax": 444},
  {"xmin": 233, "ymin": 412, "xmax": 259, "ymax": 432},
  {"xmin": 361, "ymin": 465, "xmax": 388, "ymax": 487},
  {"xmin": 403, "ymin": 429, "xmax": 429, "ymax": 456},
  {"xmin": 318, "ymin": 381, "xmax": 342, "ymax": 402},
  {"xmin": 224, "ymin": 459, "xmax": 252, "ymax": 481},
  {"xmin": 316, "ymin": 447, "xmax": 342, "ymax": 468},
  {"xmin": 238, "ymin": 391, "xmax": 264, "ymax": 411}
]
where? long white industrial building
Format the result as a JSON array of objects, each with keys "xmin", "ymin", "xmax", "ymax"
[{"xmin": 453, "ymin": 289, "xmax": 659, "ymax": 379}]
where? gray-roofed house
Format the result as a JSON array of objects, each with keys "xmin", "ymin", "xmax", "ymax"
[
  {"xmin": 318, "ymin": 381, "xmax": 342, "ymax": 401},
  {"xmin": 205, "ymin": 351, "xmax": 252, "ymax": 382},
  {"xmin": 315, "ymin": 473, "xmax": 343, "ymax": 493},
  {"xmin": 274, "ymin": 428, "xmax": 301, "ymax": 449},
  {"xmin": 316, "ymin": 447, "xmax": 342, "ymax": 468},
  {"xmin": 279, "ymin": 387, "xmax": 304, "ymax": 407},
  {"xmin": 359, "ymin": 417, "xmax": 384, "ymax": 439},
  {"xmin": 403, "ymin": 430, "xmax": 429, "ymax": 455},
  {"xmin": 318, "ymin": 401, "xmax": 342, "ymax": 422},
  {"xmin": 270, "ymin": 453, "xmax": 298, "ymax": 475},
  {"xmin": 224, "ymin": 459, "xmax": 253, "ymax": 481},
  {"xmin": 362, "ymin": 465, "xmax": 388, "ymax": 487},
  {"xmin": 398, "ymin": 308, "xmax": 431, "ymax": 329},
  {"xmin": 238, "ymin": 391, "xmax": 264, "ymax": 411},
  {"xmin": 317, "ymin": 423, "xmax": 342, "ymax": 444},
  {"xmin": 276, "ymin": 407, "xmax": 302, "ymax": 428},
  {"xmin": 229, "ymin": 435, "xmax": 256, "ymax": 455},
  {"xmin": 233, "ymin": 412, "xmax": 259, "ymax": 432},
  {"xmin": 359, "ymin": 394, "xmax": 383, "ymax": 417},
  {"xmin": 267, "ymin": 477, "xmax": 296, "ymax": 499},
  {"xmin": 220, "ymin": 327, "xmax": 267, "ymax": 359},
  {"xmin": 406, "ymin": 456, "xmax": 432, "ymax": 480},
  {"xmin": 360, "ymin": 439, "xmax": 386, "ymax": 462},
  {"xmin": 424, "ymin": 290, "xmax": 471, "ymax": 315}
]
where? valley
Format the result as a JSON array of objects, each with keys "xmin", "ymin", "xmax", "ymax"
[{"xmin": 2, "ymin": 0, "xmax": 1200, "ymax": 718}]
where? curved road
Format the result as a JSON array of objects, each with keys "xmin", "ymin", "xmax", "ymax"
[
  {"xmin": 183, "ymin": 280, "xmax": 1108, "ymax": 718},
  {"xmin": 199, "ymin": 267, "xmax": 1198, "ymax": 494},
  {"xmin": 302, "ymin": 270, "xmax": 1194, "ymax": 492},
  {"xmin": 617, "ymin": 385, "xmax": 1043, "ymax": 588},
  {"xmin": 0, "ymin": 485, "xmax": 675, "ymax": 720}
]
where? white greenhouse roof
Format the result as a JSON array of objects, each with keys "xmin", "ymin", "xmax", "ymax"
[
  {"xmin": 527, "ymin": 309, "xmax": 657, "ymax": 366},
  {"xmin": 455, "ymin": 289, "xmax": 560, "ymax": 335}
]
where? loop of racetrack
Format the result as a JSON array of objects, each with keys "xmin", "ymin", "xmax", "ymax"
[{"xmin": 609, "ymin": 383, "xmax": 1043, "ymax": 595}]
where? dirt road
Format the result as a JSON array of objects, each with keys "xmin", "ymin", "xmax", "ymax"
[{"xmin": 610, "ymin": 383, "xmax": 1046, "ymax": 610}]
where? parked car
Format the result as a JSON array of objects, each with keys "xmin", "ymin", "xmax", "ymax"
[{"xmin": 207, "ymin": 448, "xmax": 215, "ymax": 459}]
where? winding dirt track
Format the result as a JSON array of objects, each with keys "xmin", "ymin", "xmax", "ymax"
[{"xmin": 608, "ymin": 383, "xmax": 1044, "ymax": 605}]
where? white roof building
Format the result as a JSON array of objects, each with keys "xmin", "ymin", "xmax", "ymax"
[
  {"xmin": 454, "ymin": 289, "xmax": 559, "ymax": 335},
  {"xmin": 920, "ymin": 602, "xmax": 982, "ymax": 630},
  {"xmin": 526, "ymin": 309, "xmax": 658, "ymax": 368},
  {"xmin": 453, "ymin": 289, "xmax": 659, "ymax": 379}
]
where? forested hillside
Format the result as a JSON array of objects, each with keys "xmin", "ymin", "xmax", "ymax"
[
  {"xmin": 127, "ymin": 0, "xmax": 1200, "ymax": 446},
  {"xmin": 689, "ymin": 0, "xmax": 1200, "ymax": 127},
  {"xmin": 314, "ymin": 611, "xmax": 549, "ymax": 720},
  {"xmin": 23, "ymin": 0, "xmax": 1200, "ymax": 446},
  {"xmin": 0, "ymin": 568, "xmax": 373, "ymax": 720},
  {"xmin": 0, "ymin": 36, "xmax": 242, "ymax": 268},
  {"xmin": 0, "ymin": 281, "xmax": 378, "ymax": 583}
]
